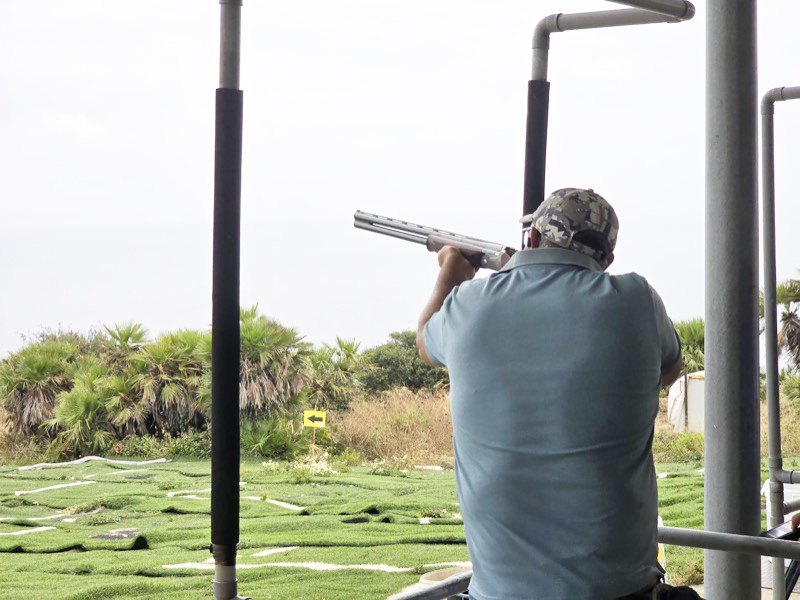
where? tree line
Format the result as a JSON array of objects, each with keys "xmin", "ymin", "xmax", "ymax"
[
  {"xmin": 4, "ymin": 276, "xmax": 800, "ymax": 460},
  {"xmin": 0, "ymin": 306, "xmax": 447, "ymax": 458}
]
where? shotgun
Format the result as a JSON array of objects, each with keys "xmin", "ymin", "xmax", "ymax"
[{"xmin": 354, "ymin": 210, "xmax": 516, "ymax": 271}]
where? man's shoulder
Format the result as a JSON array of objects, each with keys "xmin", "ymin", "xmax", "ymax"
[
  {"xmin": 607, "ymin": 270, "xmax": 654, "ymax": 293},
  {"xmin": 454, "ymin": 270, "xmax": 513, "ymax": 295}
]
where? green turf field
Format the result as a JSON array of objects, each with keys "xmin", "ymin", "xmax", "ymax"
[{"xmin": 0, "ymin": 457, "xmax": 708, "ymax": 599}]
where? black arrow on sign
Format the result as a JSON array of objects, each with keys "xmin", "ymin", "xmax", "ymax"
[{"xmin": 308, "ymin": 415, "xmax": 324, "ymax": 423}]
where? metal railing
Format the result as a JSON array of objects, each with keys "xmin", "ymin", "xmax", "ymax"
[{"xmin": 389, "ymin": 526, "xmax": 800, "ymax": 600}]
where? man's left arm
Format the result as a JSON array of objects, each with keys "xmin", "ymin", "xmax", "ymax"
[
  {"xmin": 648, "ymin": 285, "xmax": 683, "ymax": 389},
  {"xmin": 417, "ymin": 247, "xmax": 477, "ymax": 366},
  {"xmin": 661, "ymin": 355, "xmax": 684, "ymax": 389}
]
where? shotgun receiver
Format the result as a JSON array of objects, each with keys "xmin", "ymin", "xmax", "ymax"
[{"xmin": 354, "ymin": 210, "xmax": 516, "ymax": 271}]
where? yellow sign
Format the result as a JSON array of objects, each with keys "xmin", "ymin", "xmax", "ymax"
[{"xmin": 303, "ymin": 410, "xmax": 326, "ymax": 428}]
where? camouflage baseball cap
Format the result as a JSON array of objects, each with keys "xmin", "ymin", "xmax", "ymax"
[{"xmin": 520, "ymin": 188, "xmax": 618, "ymax": 264}]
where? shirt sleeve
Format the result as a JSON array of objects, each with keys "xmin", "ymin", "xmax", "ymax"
[
  {"xmin": 422, "ymin": 286, "xmax": 462, "ymax": 368},
  {"xmin": 648, "ymin": 285, "xmax": 682, "ymax": 373}
]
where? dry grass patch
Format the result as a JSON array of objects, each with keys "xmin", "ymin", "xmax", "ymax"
[
  {"xmin": 760, "ymin": 397, "xmax": 800, "ymax": 457},
  {"xmin": 655, "ymin": 391, "xmax": 800, "ymax": 461},
  {"xmin": 331, "ymin": 387, "xmax": 453, "ymax": 464}
]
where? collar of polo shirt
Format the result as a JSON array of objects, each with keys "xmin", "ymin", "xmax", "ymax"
[{"xmin": 500, "ymin": 247, "xmax": 603, "ymax": 273}]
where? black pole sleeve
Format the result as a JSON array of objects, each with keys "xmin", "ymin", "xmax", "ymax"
[
  {"xmin": 211, "ymin": 87, "xmax": 243, "ymax": 565},
  {"xmin": 522, "ymin": 80, "xmax": 550, "ymax": 223}
]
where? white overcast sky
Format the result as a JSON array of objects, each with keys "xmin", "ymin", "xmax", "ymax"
[{"xmin": 1, "ymin": 1, "xmax": 799, "ymax": 359}]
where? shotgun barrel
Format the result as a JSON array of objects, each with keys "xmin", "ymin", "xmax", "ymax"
[{"xmin": 354, "ymin": 210, "xmax": 516, "ymax": 271}]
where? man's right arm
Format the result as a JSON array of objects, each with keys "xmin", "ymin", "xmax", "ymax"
[{"xmin": 416, "ymin": 247, "xmax": 476, "ymax": 366}]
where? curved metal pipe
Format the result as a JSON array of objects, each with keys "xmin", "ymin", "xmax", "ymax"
[
  {"xmin": 532, "ymin": 3, "xmax": 695, "ymax": 80},
  {"xmin": 761, "ymin": 84, "xmax": 800, "ymax": 600},
  {"xmin": 525, "ymin": 1, "xmax": 694, "ymax": 219}
]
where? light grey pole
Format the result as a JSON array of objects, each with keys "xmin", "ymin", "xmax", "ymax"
[
  {"xmin": 705, "ymin": 1, "xmax": 761, "ymax": 598},
  {"xmin": 212, "ymin": 2, "xmax": 245, "ymax": 600},
  {"xmin": 761, "ymin": 85, "xmax": 800, "ymax": 600},
  {"xmin": 219, "ymin": 0, "xmax": 241, "ymax": 90}
]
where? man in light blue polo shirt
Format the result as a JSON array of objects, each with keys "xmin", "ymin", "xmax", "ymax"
[{"xmin": 417, "ymin": 189, "xmax": 687, "ymax": 600}]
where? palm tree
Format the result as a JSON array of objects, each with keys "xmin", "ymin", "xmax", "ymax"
[
  {"xmin": 306, "ymin": 337, "xmax": 371, "ymax": 410},
  {"xmin": 128, "ymin": 329, "xmax": 207, "ymax": 436},
  {"xmin": 0, "ymin": 339, "xmax": 78, "ymax": 435},
  {"xmin": 236, "ymin": 307, "xmax": 311, "ymax": 418},
  {"xmin": 46, "ymin": 357, "xmax": 114, "ymax": 457},
  {"xmin": 198, "ymin": 307, "xmax": 311, "ymax": 421},
  {"xmin": 102, "ymin": 322, "xmax": 148, "ymax": 372},
  {"xmin": 103, "ymin": 373, "xmax": 149, "ymax": 437},
  {"xmin": 674, "ymin": 318, "xmax": 705, "ymax": 373},
  {"xmin": 761, "ymin": 279, "xmax": 800, "ymax": 371}
]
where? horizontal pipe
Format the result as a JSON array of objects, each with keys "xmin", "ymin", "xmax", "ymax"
[
  {"xmin": 390, "ymin": 525, "xmax": 800, "ymax": 600},
  {"xmin": 785, "ymin": 498, "xmax": 800, "ymax": 514},
  {"xmin": 606, "ymin": 0, "xmax": 695, "ymax": 19},
  {"xmin": 776, "ymin": 469, "xmax": 800, "ymax": 485},
  {"xmin": 533, "ymin": 9, "xmax": 682, "ymax": 49},
  {"xmin": 658, "ymin": 526, "xmax": 800, "ymax": 560}
]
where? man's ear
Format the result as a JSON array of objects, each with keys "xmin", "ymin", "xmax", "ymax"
[{"xmin": 527, "ymin": 229, "xmax": 541, "ymax": 248}]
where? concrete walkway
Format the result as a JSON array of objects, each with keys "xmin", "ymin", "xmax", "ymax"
[
  {"xmin": 691, "ymin": 584, "xmax": 800, "ymax": 599},
  {"xmin": 690, "ymin": 558, "xmax": 800, "ymax": 598}
]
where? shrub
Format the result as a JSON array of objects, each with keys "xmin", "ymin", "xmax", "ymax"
[
  {"xmin": 652, "ymin": 431, "xmax": 704, "ymax": 464},
  {"xmin": 284, "ymin": 452, "xmax": 338, "ymax": 483},
  {"xmin": 110, "ymin": 434, "xmax": 166, "ymax": 458},
  {"xmin": 168, "ymin": 429, "xmax": 211, "ymax": 458},
  {"xmin": 331, "ymin": 387, "xmax": 452, "ymax": 463},
  {"xmin": 366, "ymin": 458, "xmax": 409, "ymax": 477},
  {"xmin": 760, "ymin": 393, "xmax": 800, "ymax": 457},
  {"xmin": 109, "ymin": 430, "xmax": 210, "ymax": 458},
  {"xmin": 0, "ymin": 339, "xmax": 80, "ymax": 435},
  {"xmin": 0, "ymin": 430, "xmax": 48, "ymax": 464},
  {"xmin": 334, "ymin": 447, "xmax": 363, "ymax": 467},
  {"xmin": 241, "ymin": 417, "xmax": 307, "ymax": 459},
  {"xmin": 362, "ymin": 331, "xmax": 448, "ymax": 393},
  {"xmin": 260, "ymin": 459, "xmax": 284, "ymax": 475},
  {"xmin": 781, "ymin": 373, "xmax": 800, "ymax": 400}
]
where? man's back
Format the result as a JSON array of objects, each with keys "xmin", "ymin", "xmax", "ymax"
[{"xmin": 423, "ymin": 248, "xmax": 680, "ymax": 600}]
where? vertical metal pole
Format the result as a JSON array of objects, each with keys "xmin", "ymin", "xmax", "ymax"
[
  {"xmin": 211, "ymin": 1, "xmax": 243, "ymax": 599},
  {"xmin": 521, "ymin": 78, "xmax": 550, "ymax": 231},
  {"xmin": 704, "ymin": 1, "xmax": 761, "ymax": 598},
  {"xmin": 762, "ymin": 99, "xmax": 786, "ymax": 600}
]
